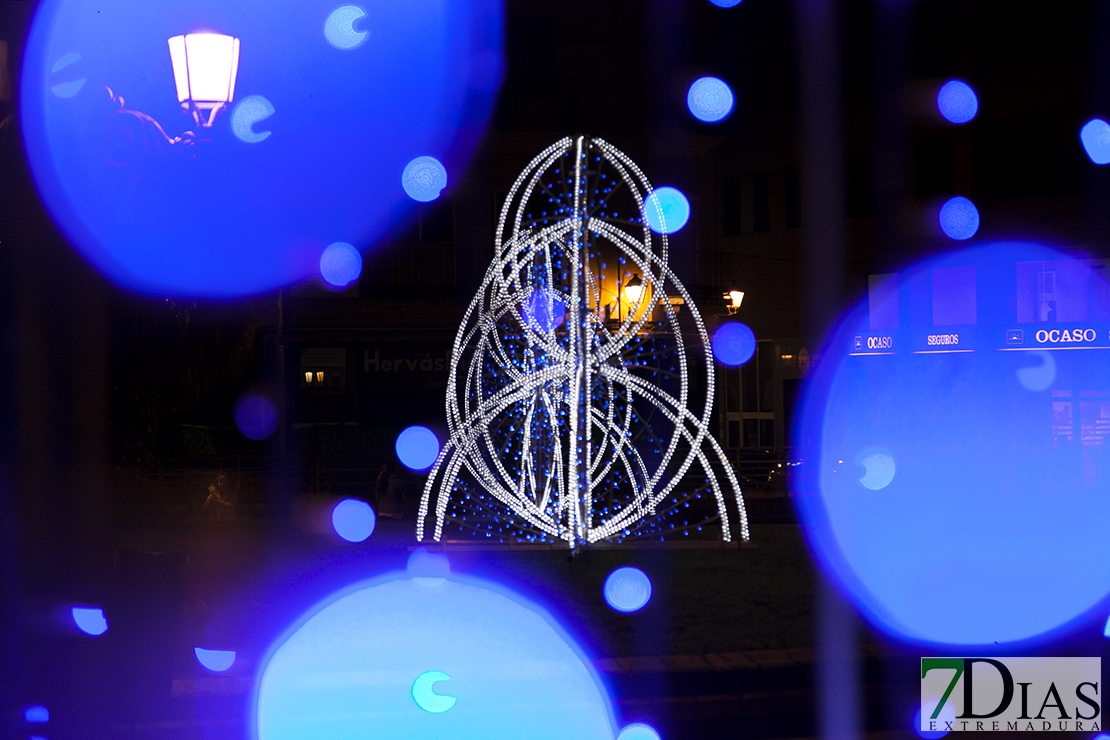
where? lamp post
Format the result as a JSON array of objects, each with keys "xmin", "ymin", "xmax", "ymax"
[{"xmin": 167, "ymin": 33, "xmax": 240, "ymax": 127}]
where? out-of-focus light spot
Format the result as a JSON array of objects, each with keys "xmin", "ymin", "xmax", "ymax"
[
  {"xmin": 231, "ymin": 95, "xmax": 275, "ymax": 143},
  {"xmin": 402, "ymin": 156, "xmax": 448, "ymax": 202},
  {"xmin": 21, "ymin": 0, "xmax": 500, "ymax": 297},
  {"xmin": 24, "ymin": 705, "xmax": 49, "ymax": 723},
  {"xmin": 324, "ymin": 5, "xmax": 368, "ymax": 49},
  {"xmin": 1103, "ymin": 611, "xmax": 1110, "ymax": 637},
  {"xmin": 857, "ymin": 449, "xmax": 895, "ymax": 491},
  {"xmin": 50, "ymin": 51, "xmax": 80, "ymax": 72},
  {"xmin": 1080, "ymin": 118, "xmax": 1110, "ymax": 165},
  {"xmin": 396, "ymin": 425, "xmax": 440, "ymax": 471},
  {"xmin": 50, "ymin": 79, "xmax": 85, "ymax": 98},
  {"xmin": 319, "ymin": 242, "xmax": 362, "ymax": 287},
  {"xmin": 937, "ymin": 80, "xmax": 978, "ymax": 124},
  {"xmin": 795, "ymin": 242, "xmax": 1110, "ymax": 644},
  {"xmin": 618, "ymin": 724, "xmax": 662, "ymax": 740},
  {"xmin": 49, "ymin": 52, "xmax": 85, "ymax": 97},
  {"xmin": 711, "ymin": 322, "xmax": 756, "ymax": 366},
  {"xmin": 194, "ymin": 647, "xmax": 237, "ymax": 672},
  {"xmin": 71, "ymin": 606, "xmax": 108, "ymax": 636},
  {"xmin": 643, "ymin": 186, "xmax": 689, "ymax": 234},
  {"xmin": 938, "ymin": 196, "xmax": 979, "ymax": 240},
  {"xmin": 915, "ymin": 699, "xmax": 955, "ymax": 739},
  {"xmin": 603, "ymin": 567, "xmax": 652, "ymax": 613},
  {"xmin": 687, "ymin": 76, "xmax": 734, "ymax": 123},
  {"xmin": 412, "ymin": 670, "xmax": 457, "ymax": 713},
  {"xmin": 257, "ymin": 575, "xmax": 615, "ymax": 738},
  {"xmin": 29, "ymin": 736, "xmax": 47, "ymax": 740},
  {"xmin": 1015, "ymin": 350, "xmax": 1055, "ymax": 391},
  {"xmin": 332, "ymin": 498, "xmax": 376, "ymax": 542},
  {"xmin": 408, "ymin": 547, "xmax": 450, "ymax": 586},
  {"xmin": 523, "ymin": 289, "xmax": 566, "ymax": 332},
  {"xmin": 708, "ymin": 0, "xmax": 742, "ymax": 6},
  {"xmin": 234, "ymin": 394, "xmax": 278, "ymax": 441}
]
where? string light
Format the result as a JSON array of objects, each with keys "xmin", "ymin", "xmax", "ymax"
[{"xmin": 416, "ymin": 137, "xmax": 748, "ymax": 547}]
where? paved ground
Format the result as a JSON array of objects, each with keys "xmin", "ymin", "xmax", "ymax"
[{"xmin": 25, "ymin": 486, "xmax": 927, "ymax": 739}]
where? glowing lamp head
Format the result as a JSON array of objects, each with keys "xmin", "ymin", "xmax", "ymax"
[
  {"xmin": 725, "ymin": 289, "xmax": 744, "ymax": 314},
  {"xmin": 624, "ymin": 274, "xmax": 644, "ymax": 304},
  {"xmin": 167, "ymin": 33, "xmax": 241, "ymax": 127}
]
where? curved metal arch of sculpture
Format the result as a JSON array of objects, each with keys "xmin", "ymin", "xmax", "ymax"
[{"xmin": 417, "ymin": 136, "xmax": 749, "ymax": 547}]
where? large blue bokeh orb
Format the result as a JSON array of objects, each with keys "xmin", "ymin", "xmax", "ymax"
[
  {"xmin": 711, "ymin": 322, "xmax": 756, "ymax": 366},
  {"xmin": 936, "ymin": 80, "xmax": 978, "ymax": 124},
  {"xmin": 938, "ymin": 196, "xmax": 979, "ymax": 240},
  {"xmin": 396, "ymin": 425, "xmax": 441, "ymax": 471},
  {"xmin": 643, "ymin": 187, "xmax": 690, "ymax": 234},
  {"xmin": 256, "ymin": 574, "xmax": 616, "ymax": 739},
  {"xmin": 21, "ymin": 0, "xmax": 500, "ymax": 296},
  {"xmin": 686, "ymin": 76, "xmax": 734, "ymax": 123},
  {"xmin": 1080, "ymin": 118, "xmax": 1110, "ymax": 165},
  {"xmin": 795, "ymin": 242, "xmax": 1110, "ymax": 645}
]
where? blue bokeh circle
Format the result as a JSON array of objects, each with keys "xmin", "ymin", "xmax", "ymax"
[
  {"xmin": 794, "ymin": 242, "xmax": 1110, "ymax": 645},
  {"xmin": 603, "ymin": 566, "xmax": 652, "ymax": 613},
  {"xmin": 319, "ymin": 242, "xmax": 362, "ymax": 286},
  {"xmin": 1080, "ymin": 118, "xmax": 1110, "ymax": 165},
  {"xmin": 396, "ymin": 425, "xmax": 440, "ymax": 471},
  {"xmin": 234, "ymin": 393, "xmax": 278, "ymax": 440},
  {"xmin": 643, "ymin": 187, "xmax": 690, "ymax": 234},
  {"xmin": 402, "ymin": 156, "xmax": 448, "ymax": 202},
  {"xmin": 256, "ymin": 573, "xmax": 617, "ymax": 739},
  {"xmin": 711, "ymin": 322, "xmax": 756, "ymax": 366},
  {"xmin": 938, "ymin": 196, "xmax": 980, "ymax": 240},
  {"xmin": 21, "ymin": 0, "xmax": 500, "ymax": 296},
  {"xmin": 523, "ymin": 289, "xmax": 566, "ymax": 332},
  {"xmin": 71, "ymin": 606, "xmax": 108, "ymax": 635},
  {"xmin": 194, "ymin": 647, "xmax": 237, "ymax": 672},
  {"xmin": 686, "ymin": 76, "xmax": 734, "ymax": 123},
  {"xmin": 331, "ymin": 498, "xmax": 376, "ymax": 542},
  {"xmin": 937, "ymin": 80, "xmax": 978, "ymax": 124}
]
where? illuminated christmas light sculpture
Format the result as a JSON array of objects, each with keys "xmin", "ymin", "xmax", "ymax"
[{"xmin": 417, "ymin": 136, "xmax": 748, "ymax": 547}]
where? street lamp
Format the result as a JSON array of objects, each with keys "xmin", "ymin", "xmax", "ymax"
[
  {"xmin": 624, "ymin": 273, "xmax": 644, "ymax": 303},
  {"xmin": 724, "ymin": 289, "xmax": 744, "ymax": 315},
  {"xmin": 167, "ymin": 33, "xmax": 241, "ymax": 127}
]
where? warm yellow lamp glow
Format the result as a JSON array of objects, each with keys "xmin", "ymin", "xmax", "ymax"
[
  {"xmin": 624, "ymin": 273, "xmax": 644, "ymax": 304},
  {"xmin": 305, "ymin": 371, "xmax": 313, "ymax": 384},
  {"xmin": 725, "ymin": 289, "xmax": 744, "ymax": 315}
]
